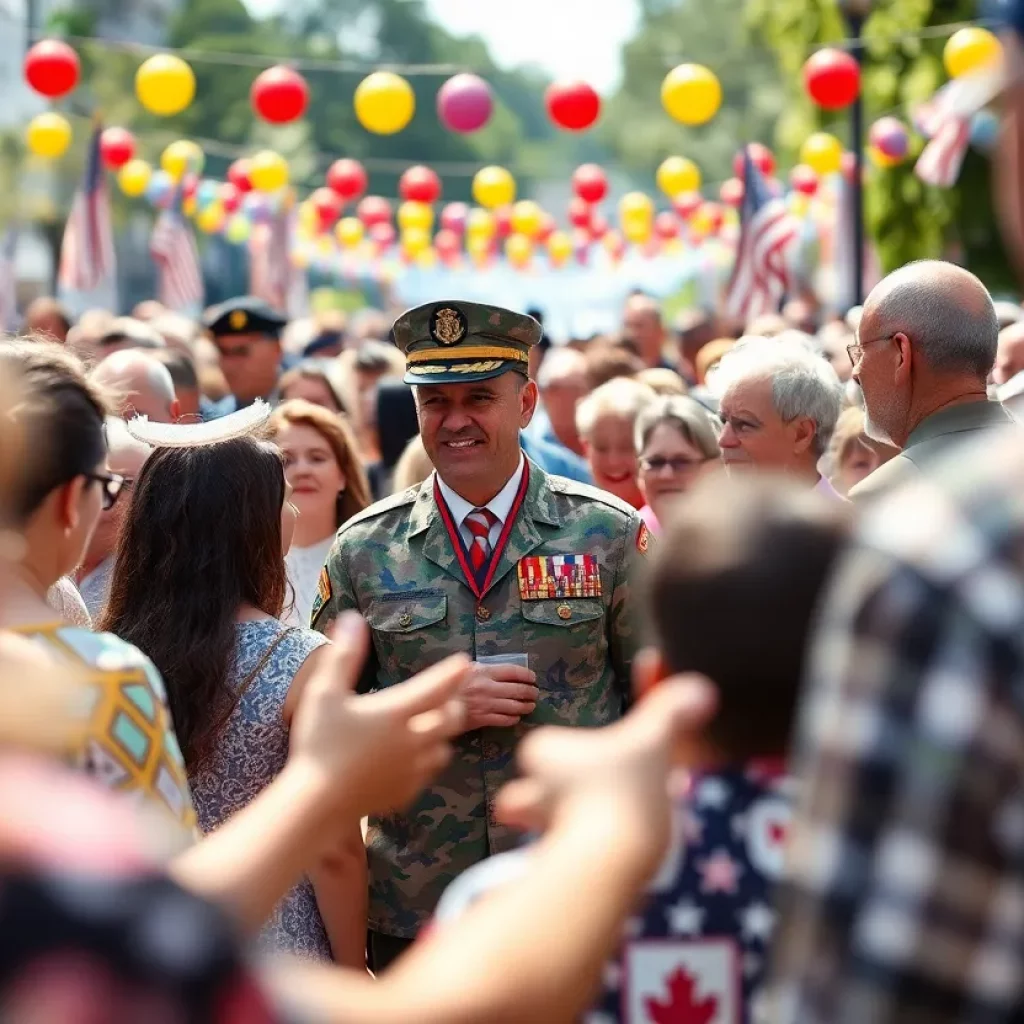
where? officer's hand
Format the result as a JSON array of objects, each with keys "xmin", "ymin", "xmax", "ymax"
[
  {"xmin": 289, "ymin": 612, "xmax": 468, "ymax": 814},
  {"xmin": 461, "ymin": 663, "xmax": 539, "ymax": 730}
]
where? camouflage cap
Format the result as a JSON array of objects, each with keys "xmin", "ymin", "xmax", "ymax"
[{"xmin": 392, "ymin": 301, "xmax": 542, "ymax": 385}]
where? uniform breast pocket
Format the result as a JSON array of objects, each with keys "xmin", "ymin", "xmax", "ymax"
[
  {"xmin": 520, "ymin": 598, "xmax": 607, "ymax": 689},
  {"xmin": 365, "ymin": 592, "xmax": 448, "ymax": 684}
]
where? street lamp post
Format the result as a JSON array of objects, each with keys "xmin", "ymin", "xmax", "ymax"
[{"xmin": 839, "ymin": 0, "xmax": 872, "ymax": 310}]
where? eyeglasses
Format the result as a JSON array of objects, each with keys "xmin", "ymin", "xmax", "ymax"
[
  {"xmin": 846, "ymin": 334, "xmax": 895, "ymax": 367},
  {"xmin": 639, "ymin": 456, "xmax": 710, "ymax": 474},
  {"xmin": 85, "ymin": 472, "xmax": 129, "ymax": 511}
]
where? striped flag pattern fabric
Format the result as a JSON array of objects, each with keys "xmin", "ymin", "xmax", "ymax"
[
  {"xmin": 723, "ymin": 148, "xmax": 799, "ymax": 322},
  {"xmin": 0, "ymin": 226, "xmax": 19, "ymax": 334},
  {"xmin": 150, "ymin": 190, "xmax": 204, "ymax": 314},
  {"xmin": 58, "ymin": 123, "xmax": 116, "ymax": 294}
]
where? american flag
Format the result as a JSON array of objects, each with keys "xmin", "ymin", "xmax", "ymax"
[
  {"xmin": 0, "ymin": 226, "xmax": 19, "ymax": 334},
  {"xmin": 150, "ymin": 187, "xmax": 204, "ymax": 314},
  {"xmin": 723, "ymin": 148, "xmax": 799, "ymax": 322},
  {"xmin": 249, "ymin": 207, "xmax": 291, "ymax": 313},
  {"xmin": 58, "ymin": 123, "xmax": 116, "ymax": 294}
]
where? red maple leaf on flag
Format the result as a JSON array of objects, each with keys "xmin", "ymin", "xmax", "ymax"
[{"xmin": 644, "ymin": 966, "xmax": 719, "ymax": 1024}]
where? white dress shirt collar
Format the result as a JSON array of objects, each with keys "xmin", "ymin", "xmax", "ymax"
[{"xmin": 435, "ymin": 454, "xmax": 526, "ymax": 534}]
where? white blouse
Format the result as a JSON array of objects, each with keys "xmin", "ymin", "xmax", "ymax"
[{"xmin": 283, "ymin": 536, "xmax": 335, "ymax": 629}]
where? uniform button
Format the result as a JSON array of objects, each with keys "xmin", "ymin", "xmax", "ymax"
[
  {"xmin": 557, "ymin": 603, "xmax": 572, "ymax": 620},
  {"xmin": 398, "ymin": 613, "xmax": 412, "ymax": 627},
  {"xmin": 476, "ymin": 605, "xmax": 491, "ymax": 622}
]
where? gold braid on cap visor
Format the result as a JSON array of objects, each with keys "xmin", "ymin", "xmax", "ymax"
[{"xmin": 406, "ymin": 345, "xmax": 529, "ymax": 365}]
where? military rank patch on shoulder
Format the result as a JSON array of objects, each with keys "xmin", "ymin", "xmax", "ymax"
[
  {"xmin": 310, "ymin": 567, "xmax": 332, "ymax": 626},
  {"xmin": 517, "ymin": 555, "xmax": 601, "ymax": 600},
  {"xmin": 636, "ymin": 522, "xmax": 651, "ymax": 554}
]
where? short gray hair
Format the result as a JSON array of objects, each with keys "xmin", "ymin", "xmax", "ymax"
[
  {"xmin": 713, "ymin": 336, "xmax": 844, "ymax": 457},
  {"xmin": 635, "ymin": 395, "xmax": 721, "ymax": 461},
  {"xmin": 868, "ymin": 260, "xmax": 998, "ymax": 379},
  {"xmin": 575, "ymin": 377, "xmax": 656, "ymax": 438}
]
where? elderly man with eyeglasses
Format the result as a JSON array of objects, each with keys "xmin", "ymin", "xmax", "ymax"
[{"xmin": 846, "ymin": 260, "xmax": 1018, "ymax": 502}]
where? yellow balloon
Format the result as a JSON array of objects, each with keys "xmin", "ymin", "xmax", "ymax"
[
  {"xmin": 182, "ymin": 194, "xmax": 197, "ymax": 218},
  {"xmin": 619, "ymin": 191, "xmax": 654, "ymax": 222},
  {"xmin": 656, "ymin": 156, "xmax": 701, "ymax": 197},
  {"xmin": 401, "ymin": 227, "xmax": 430, "ymax": 256},
  {"xmin": 467, "ymin": 233, "xmax": 491, "ymax": 257},
  {"xmin": 335, "ymin": 216, "xmax": 364, "ymax": 248},
  {"xmin": 800, "ymin": 132, "xmax": 843, "ymax": 176},
  {"xmin": 466, "ymin": 207, "xmax": 496, "ymax": 240},
  {"xmin": 398, "ymin": 200, "xmax": 434, "ymax": 233},
  {"xmin": 622, "ymin": 213, "xmax": 652, "ymax": 244},
  {"xmin": 26, "ymin": 112, "xmax": 71, "ymax": 159},
  {"xmin": 510, "ymin": 200, "xmax": 543, "ymax": 238},
  {"xmin": 136, "ymin": 54, "xmax": 195, "ymax": 117},
  {"xmin": 161, "ymin": 139, "xmax": 203, "ymax": 181},
  {"xmin": 197, "ymin": 203, "xmax": 224, "ymax": 234},
  {"xmin": 661, "ymin": 64, "xmax": 722, "ymax": 127},
  {"xmin": 944, "ymin": 27, "xmax": 1002, "ymax": 79},
  {"xmin": 354, "ymin": 71, "xmax": 415, "ymax": 135},
  {"xmin": 225, "ymin": 215, "xmax": 251, "ymax": 244},
  {"xmin": 117, "ymin": 158, "xmax": 152, "ymax": 197},
  {"xmin": 547, "ymin": 230, "xmax": 573, "ymax": 266},
  {"xmin": 297, "ymin": 201, "xmax": 319, "ymax": 234},
  {"xmin": 472, "ymin": 166, "xmax": 516, "ymax": 210},
  {"xmin": 249, "ymin": 150, "xmax": 289, "ymax": 192},
  {"xmin": 416, "ymin": 248, "xmax": 438, "ymax": 269},
  {"xmin": 505, "ymin": 233, "xmax": 532, "ymax": 265}
]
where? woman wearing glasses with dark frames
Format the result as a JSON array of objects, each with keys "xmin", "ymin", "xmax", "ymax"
[
  {"xmin": 0, "ymin": 339, "xmax": 198, "ymax": 844},
  {"xmin": 635, "ymin": 395, "xmax": 722, "ymax": 534}
]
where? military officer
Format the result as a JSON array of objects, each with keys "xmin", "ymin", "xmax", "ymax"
[
  {"xmin": 202, "ymin": 297, "xmax": 286, "ymax": 419},
  {"xmin": 312, "ymin": 300, "xmax": 652, "ymax": 970}
]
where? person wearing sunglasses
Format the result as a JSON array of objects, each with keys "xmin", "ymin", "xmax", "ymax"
[
  {"xmin": 73, "ymin": 419, "xmax": 151, "ymax": 621},
  {"xmin": 635, "ymin": 395, "xmax": 721, "ymax": 534},
  {"xmin": 0, "ymin": 339, "xmax": 197, "ymax": 844}
]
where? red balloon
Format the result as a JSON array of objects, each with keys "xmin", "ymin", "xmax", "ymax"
[
  {"xmin": 358, "ymin": 195, "xmax": 392, "ymax": 227},
  {"xmin": 220, "ymin": 182, "xmax": 242, "ymax": 214},
  {"xmin": 572, "ymin": 163, "xmax": 608, "ymax": 204},
  {"xmin": 568, "ymin": 196, "xmax": 593, "ymax": 229},
  {"xmin": 790, "ymin": 164, "xmax": 819, "ymax": 196},
  {"xmin": 655, "ymin": 211, "xmax": 680, "ymax": 240},
  {"xmin": 701, "ymin": 202, "xmax": 724, "ymax": 234},
  {"xmin": 228, "ymin": 159, "xmax": 253, "ymax": 194},
  {"xmin": 23, "ymin": 39, "xmax": 79, "ymax": 99},
  {"xmin": 99, "ymin": 127, "xmax": 135, "ymax": 170},
  {"xmin": 435, "ymin": 228, "xmax": 461, "ymax": 256},
  {"xmin": 589, "ymin": 212, "xmax": 609, "ymax": 241},
  {"xmin": 545, "ymin": 81, "xmax": 601, "ymax": 132},
  {"xmin": 494, "ymin": 207, "xmax": 512, "ymax": 238},
  {"xmin": 803, "ymin": 48, "xmax": 860, "ymax": 111},
  {"xmin": 182, "ymin": 173, "xmax": 199, "ymax": 200},
  {"xmin": 251, "ymin": 65, "xmax": 309, "ymax": 124},
  {"xmin": 327, "ymin": 159, "xmax": 368, "ymax": 202},
  {"xmin": 370, "ymin": 222, "xmax": 396, "ymax": 248},
  {"xmin": 672, "ymin": 192, "xmax": 703, "ymax": 219},
  {"xmin": 399, "ymin": 165, "xmax": 441, "ymax": 204},
  {"xmin": 535, "ymin": 212, "xmax": 557, "ymax": 243},
  {"xmin": 733, "ymin": 143, "xmax": 775, "ymax": 179},
  {"xmin": 440, "ymin": 202, "xmax": 469, "ymax": 234},
  {"xmin": 720, "ymin": 178, "xmax": 744, "ymax": 208},
  {"xmin": 311, "ymin": 187, "xmax": 343, "ymax": 230}
]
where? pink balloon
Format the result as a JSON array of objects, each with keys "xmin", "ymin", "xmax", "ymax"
[
  {"xmin": 437, "ymin": 73, "xmax": 493, "ymax": 133},
  {"xmin": 440, "ymin": 201, "xmax": 469, "ymax": 234}
]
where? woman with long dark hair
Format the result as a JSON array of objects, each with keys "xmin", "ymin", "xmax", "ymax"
[{"xmin": 100, "ymin": 433, "xmax": 367, "ymax": 965}]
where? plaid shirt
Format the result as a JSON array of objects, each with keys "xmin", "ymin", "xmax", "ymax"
[{"xmin": 767, "ymin": 426, "xmax": 1024, "ymax": 1024}]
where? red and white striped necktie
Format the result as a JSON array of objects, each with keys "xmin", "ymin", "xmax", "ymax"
[{"xmin": 464, "ymin": 507, "xmax": 499, "ymax": 574}]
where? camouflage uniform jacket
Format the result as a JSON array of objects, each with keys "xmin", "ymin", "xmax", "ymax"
[{"xmin": 312, "ymin": 459, "xmax": 651, "ymax": 937}]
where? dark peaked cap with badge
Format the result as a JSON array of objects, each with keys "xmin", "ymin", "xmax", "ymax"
[
  {"xmin": 392, "ymin": 301, "xmax": 542, "ymax": 385},
  {"xmin": 203, "ymin": 296, "xmax": 288, "ymax": 339}
]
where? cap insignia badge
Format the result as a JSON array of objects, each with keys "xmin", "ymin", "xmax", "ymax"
[
  {"xmin": 229, "ymin": 310, "xmax": 248, "ymax": 330},
  {"xmin": 430, "ymin": 307, "xmax": 467, "ymax": 346}
]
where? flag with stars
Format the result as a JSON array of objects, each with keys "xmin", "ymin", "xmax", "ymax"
[{"xmin": 587, "ymin": 767, "xmax": 792, "ymax": 1024}]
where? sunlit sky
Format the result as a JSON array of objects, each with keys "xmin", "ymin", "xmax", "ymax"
[{"xmin": 423, "ymin": 0, "xmax": 639, "ymax": 94}]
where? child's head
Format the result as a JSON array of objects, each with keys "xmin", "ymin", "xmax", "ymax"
[{"xmin": 645, "ymin": 474, "xmax": 850, "ymax": 762}]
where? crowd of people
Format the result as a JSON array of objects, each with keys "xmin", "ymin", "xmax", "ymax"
[{"xmin": 4, "ymin": 233, "xmax": 1024, "ymax": 1023}]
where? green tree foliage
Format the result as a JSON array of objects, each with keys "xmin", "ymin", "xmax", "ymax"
[
  {"xmin": 601, "ymin": 0, "xmax": 788, "ymax": 191},
  {"xmin": 748, "ymin": 0, "xmax": 1012, "ymax": 290}
]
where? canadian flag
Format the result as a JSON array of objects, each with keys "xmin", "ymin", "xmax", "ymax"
[{"xmin": 623, "ymin": 939, "xmax": 739, "ymax": 1023}]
